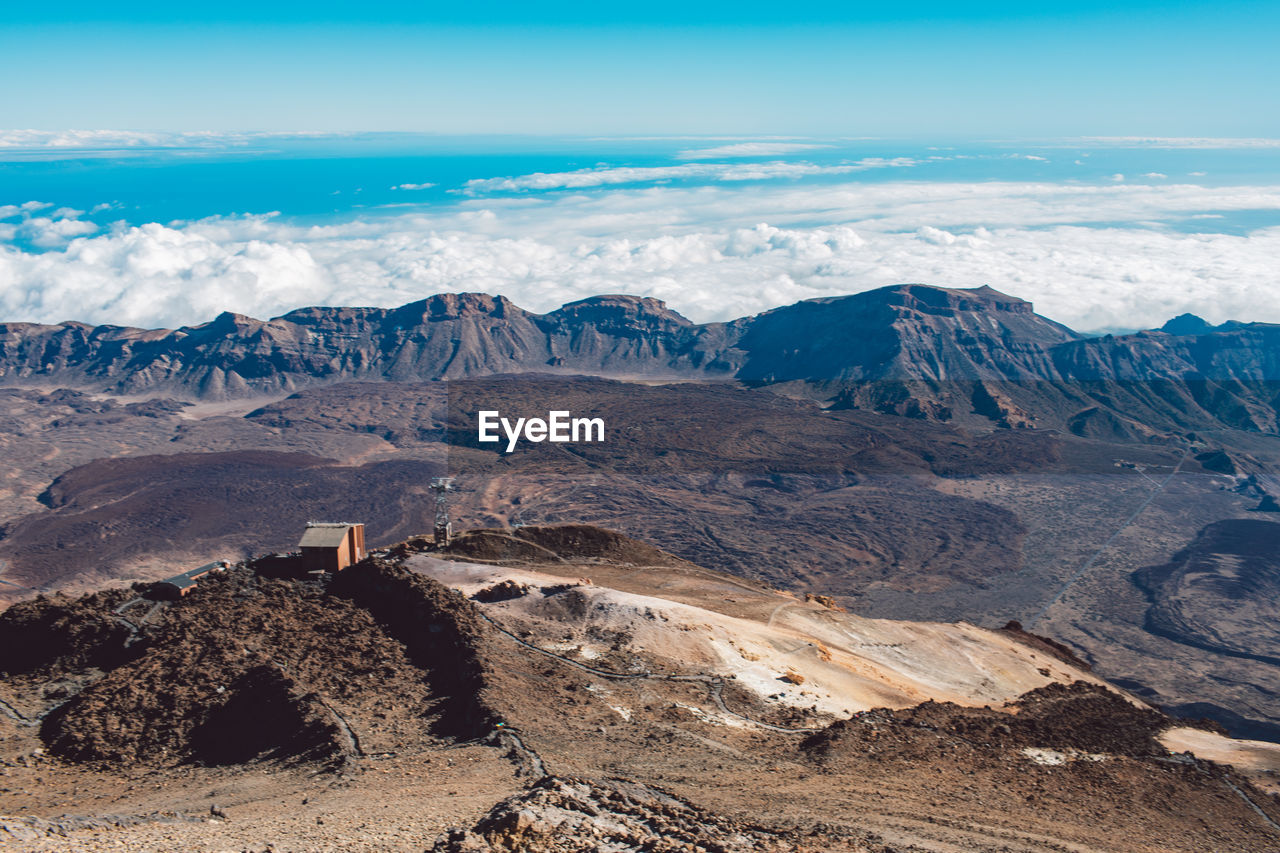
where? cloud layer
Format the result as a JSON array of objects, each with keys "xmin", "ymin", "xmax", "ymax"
[
  {"xmin": 674, "ymin": 142, "xmax": 831, "ymax": 160},
  {"xmin": 462, "ymin": 158, "xmax": 917, "ymax": 192},
  {"xmin": 0, "ymin": 129, "xmax": 338, "ymax": 151},
  {"xmin": 2, "ymin": 179, "xmax": 1279, "ymax": 333},
  {"xmin": 1076, "ymin": 136, "xmax": 1280, "ymax": 149}
]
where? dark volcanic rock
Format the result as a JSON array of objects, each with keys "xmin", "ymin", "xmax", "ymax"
[
  {"xmin": 30, "ymin": 563, "xmax": 497, "ymax": 766},
  {"xmin": 2, "ymin": 451, "xmax": 449, "ymax": 589},
  {"xmin": 1134, "ymin": 518, "xmax": 1280, "ymax": 667},
  {"xmin": 0, "ymin": 590, "xmax": 135, "ymax": 677},
  {"xmin": 803, "ymin": 681, "xmax": 1172, "ymax": 763},
  {"xmin": 0, "ymin": 377, "xmax": 1051, "ymax": 593}
]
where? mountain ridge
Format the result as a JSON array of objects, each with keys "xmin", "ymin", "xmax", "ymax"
[{"xmin": 2, "ymin": 283, "xmax": 1279, "ymax": 436}]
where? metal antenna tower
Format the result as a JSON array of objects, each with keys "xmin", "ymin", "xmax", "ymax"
[{"xmin": 429, "ymin": 477, "xmax": 455, "ymax": 547}]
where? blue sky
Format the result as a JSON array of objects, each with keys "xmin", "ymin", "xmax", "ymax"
[
  {"xmin": 2, "ymin": 1, "xmax": 1277, "ymax": 136},
  {"xmin": 2, "ymin": 2, "xmax": 1280, "ymax": 334}
]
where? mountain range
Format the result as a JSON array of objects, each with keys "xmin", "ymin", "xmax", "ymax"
[{"xmin": 3, "ymin": 284, "xmax": 1279, "ymax": 435}]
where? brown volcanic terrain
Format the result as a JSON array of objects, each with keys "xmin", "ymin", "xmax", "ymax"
[
  {"xmin": 1135, "ymin": 519, "xmax": 1280, "ymax": 669},
  {"xmin": 1, "ymin": 377, "xmax": 1050, "ymax": 596},
  {"xmin": 3, "ymin": 529, "xmax": 1280, "ymax": 851},
  {"xmin": 5, "ymin": 451, "xmax": 446, "ymax": 591},
  {"xmin": 2, "ymin": 282, "xmax": 1280, "ymax": 760},
  {"xmin": 2, "ymin": 372, "xmax": 1278, "ymax": 745}
]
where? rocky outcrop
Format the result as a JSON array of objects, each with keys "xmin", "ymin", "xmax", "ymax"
[
  {"xmin": 18, "ymin": 563, "xmax": 498, "ymax": 767},
  {"xmin": 429, "ymin": 776, "xmax": 862, "ymax": 852}
]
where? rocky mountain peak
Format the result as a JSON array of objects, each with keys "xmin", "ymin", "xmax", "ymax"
[
  {"xmin": 1161, "ymin": 313, "xmax": 1217, "ymax": 336},
  {"xmin": 879, "ymin": 283, "xmax": 1037, "ymax": 316},
  {"xmin": 392, "ymin": 292, "xmax": 524, "ymax": 323},
  {"xmin": 545, "ymin": 294, "xmax": 693, "ymax": 331}
]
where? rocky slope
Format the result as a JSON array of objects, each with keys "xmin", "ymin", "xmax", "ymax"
[
  {"xmin": 3, "ymin": 283, "xmax": 1279, "ymax": 435},
  {"xmin": 3, "ymin": 527, "xmax": 1280, "ymax": 852}
]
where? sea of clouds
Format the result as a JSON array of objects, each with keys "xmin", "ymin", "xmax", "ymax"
[{"xmin": 2, "ymin": 170, "xmax": 1279, "ymax": 332}]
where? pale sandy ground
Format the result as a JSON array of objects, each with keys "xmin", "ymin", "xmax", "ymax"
[
  {"xmin": 1161, "ymin": 726, "xmax": 1280, "ymax": 794},
  {"xmin": 408, "ymin": 555, "xmax": 1115, "ymax": 719}
]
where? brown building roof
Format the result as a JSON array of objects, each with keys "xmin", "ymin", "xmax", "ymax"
[{"xmin": 298, "ymin": 523, "xmax": 360, "ymax": 549}]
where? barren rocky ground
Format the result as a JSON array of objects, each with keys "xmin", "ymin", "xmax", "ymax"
[
  {"xmin": 1, "ymin": 372, "xmax": 1278, "ymax": 744},
  {"xmin": 3, "ymin": 527, "xmax": 1279, "ymax": 851}
]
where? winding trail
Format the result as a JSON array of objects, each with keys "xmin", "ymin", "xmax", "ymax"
[
  {"xmin": 314, "ymin": 697, "xmax": 365, "ymax": 758},
  {"xmin": 0, "ymin": 696, "xmax": 38, "ymax": 727},
  {"xmin": 111, "ymin": 597, "xmax": 168, "ymax": 646},
  {"xmin": 1029, "ymin": 449, "xmax": 1188, "ymax": 629},
  {"xmin": 265, "ymin": 656, "xmax": 365, "ymax": 759},
  {"xmin": 766, "ymin": 601, "xmax": 794, "ymax": 627},
  {"xmin": 487, "ymin": 728, "xmax": 546, "ymax": 779},
  {"xmin": 1225, "ymin": 774, "xmax": 1280, "ymax": 835}
]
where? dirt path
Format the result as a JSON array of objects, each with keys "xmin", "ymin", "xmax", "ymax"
[
  {"xmin": 766, "ymin": 601, "xmax": 793, "ymax": 626},
  {"xmin": 1225, "ymin": 775, "xmax": 1280, "ymax": 833},
  {"xmin": 1029, "ymin": 449, "xmax": 1188, "ymax": 629},
  {"xmin": 488, "ymin": 728, "xmax": 546, "ymax": 779},
  {"xmin": 314, "ymin": 698, "xmax": 365, "ymax": 759},
  {"xmin": 0, "ymin": 696, "xmax": 38, "ymax": 727},
  {"xmin": 110, "ymin": 598, "xmax": 169, "ymax": 645}
]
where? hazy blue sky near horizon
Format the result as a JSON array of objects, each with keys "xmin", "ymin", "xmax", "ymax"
[
  {"xmin": 2, "ymin": 0, "xmax": 1278, "ymax": 136},
  {"xmin": 1, "ymin": 2, "xmax": 1279, "ymax": 335}
]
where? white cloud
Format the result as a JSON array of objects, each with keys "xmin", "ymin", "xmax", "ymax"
[
  {"xmin": 1077, "ymin": 136, "xmax": 1280, "ymax": 149},
  {"xmin": 1109, "ymin": 174, "xmax": 1126, "ymax": 182},
  {"xmin": 0, "ymin": 130, "xmax": 178, "ymax": 149},
  {"xmin": 0, "ymin": 203, "xmax": 98, "ymax": 248},
  {"xmin": 915, "ymin": 226, "xmax": 957, "ymax": 245},
  {"xmin": 391, "ymin": 183, "xmax": 437, "ymax": 191},
  {"xmin": 675, "ymin": 142, "xmax": 831, "ymax": 160},
  {"xmin": 0, "ymin": 130, "xmax": 341, "ymax": 149},
  {"xmin": 1141, "ymin": 172, "xmax": 1168, "ymax": 179},
  {"xmin": 463, "ymin": 158, "xmax": 917, "ymax": 192},
  {"xmin": 15, "ymin": 217, "xmax": 99, "ymax": 248},
  {"xmin": 0, "ymin": 130, "xmax": 344, "ymax": 160},
  {"xmin": 2, "ymin": 180, "xmax": 1280, "ymax": 333}
]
